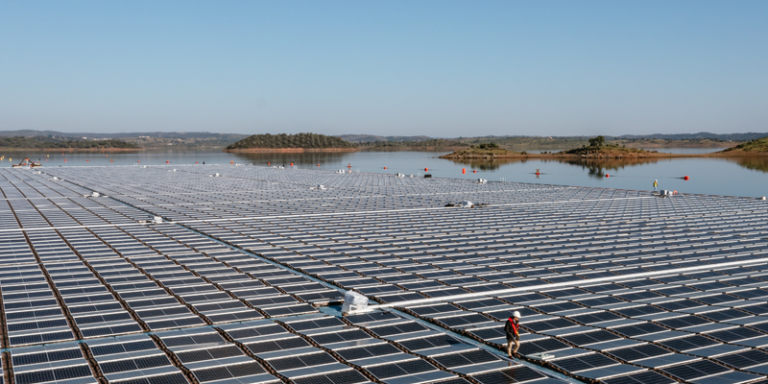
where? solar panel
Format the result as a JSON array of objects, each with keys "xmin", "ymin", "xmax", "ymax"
[
  {"xmin": 399, "ymin": 335, "xmax": 464, "ymax": 351},
  {"xmin": 612, "ymin": 323, "xmax": 667, "ymax": 337},
  {"xmin": 715, "ymin": 349, "xmax": 768, "ymax": 369},
  {"xmin": 176, "ymin": 345, "xmax": 244, "ymax": 363},
  {"xmin": 283, "ymin": 317, "xmax": 345, "ymax": 331},
  {"xmin": 100, "ymin": 355, "xmax": 172, "ymax": 373},
  {"xmin": 432, "ymin": 349, "xmax": 501, "ymax": 368},
  {"xmin": 607, "ymin": 345, "xmax": 671, "ymax": 362},
  {"xmin": 310, "ymin": 329, "xmax": 372, "ymax": 344},
  {"xmin": 365, "ymin": 359, "xmax": 437, "ymax": 379},
  {"xmin": 519, "ymin": 338, "xmax": 571, "ymax": 355},
  {"xmin": 661, "ymin": 360, "xmax": 730, "ymax": 380},
  {"xmin": 708, "ymin": 327, "xmax": 765, "ymax": 342},
  {"xmin": 15, "ymin": 344, "xmax": 81, "ymax": 362},
  {"xmin": 109, "ymin": 372, "xmax": 189, "ymax": 384},
  {"xmin": 245, "ymin": 337, "xmax": 310, "ymax": 353},
  {"xmin": 192, "ymin": 362, "xmax": 266, "ymax": 382},
  {"xmin": 15, "ymin": 365, "xmax": 93, "ymax": 384},
  {"xmin": 221, "ymin": 324, "xmax": 288, "ymax": 340},
  {"xmin": 336, "ymin": 343, "xmax": 401, "ymax": 361},
  {"xmin": 291, "ymin": 369, "xmax": 369, "ymax": 384},
  {"xmin": 8, "ymin": 160, "xmax": 768, "ymax": 384},
  {"xmin": 658, "ymin": 335, "xmax": 719, "ymax": 352},
  {"xmin": 601, "ymin": 371, "xmax": 676, "ymax": 384},
  {"xmin": 550, "ymin": 353, "xmax": 619, "ymax": 373},
  {"xmin": 159, "ymin": 332, "xmax": 226, "ymax": 347},
  {"xmin": 369, "ymin": 322, "xmax": 429, "ymax": 336},
  {"xmin": 268, "ymin": 352, "xmax": 338, "ymax": 371},
  {"xmin": 471, "ymin": 366, "xmax": 547, "ymax": 384}
]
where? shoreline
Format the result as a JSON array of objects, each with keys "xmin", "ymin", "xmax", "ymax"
[
  {"xmin": 358, "ymin": 144, "xmax": 736, "ymax": 151},
  {"xmin": 440, "ymin": 151, "xmax": 768, "ymax": 160},
  {"xmin": 0, "ymin": 147, "xmax": 143, "ymax": 153}
]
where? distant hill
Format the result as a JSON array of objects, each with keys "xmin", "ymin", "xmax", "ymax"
[
  {"xmin": 613, "ymin": 132, "xmax": 767, "ymax": 141},
  {"xmin": 0, "ymin": 130, "xmax": 247, "ymax": 149},
  {"xmin": 721, "ymin": 137, "xmax": 768, "ymax": 153},
  {"xmin": 357, "ymin": 138, "xmax": 466, "ymax": 148},
  {"xmin": 4, "ymin": 130, "xmax": 766, "ymax": 150},
  {"xmin": 225, "ymin": 133, "xmax": 357, "ymax": 151},
  {"xmin": 0, "ymin": 130, "xmax": 248, "ymax": 140},
  {"xmin": 336, "ymin": 134, "xmax": 433, "ymax": 142},
  {"xmin": 0, "ymin": 136, "xmax": 140, "ymax": 149}
]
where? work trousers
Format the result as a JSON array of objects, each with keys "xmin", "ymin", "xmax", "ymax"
[{"xmin": 507, "ymin": 338, "xmax": 520, "ymax": 357}]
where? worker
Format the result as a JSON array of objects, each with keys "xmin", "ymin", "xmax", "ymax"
[
  {"xmin": 505, "ymin": 311, "xmax": 521, "ymax": 358},
  {"xmin": 653, "ymin": 179, "xmax": 658, "ymax": 192}
]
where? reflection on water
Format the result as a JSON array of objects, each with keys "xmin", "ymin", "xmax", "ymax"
[
  {"xmin": 232, "ymin": 149, "xmax": 456, "ymax": 167},
  {"xmin": 231, "ymin": 152, "xmax": 349, "ymax": 166},
  {"xmin": 729, "ymin": 157, "xmax": 768, "ymax": 173},
  {"xmin": 445, "ymin": 157, "xmax": 532, "ymax": 171},
  {"xmin": 563, "ymin": 158, "xmax": 662, "ymax": 179},
  {"xmin": 446, "ymin": 157, "xmax": 663, "ymax": 177}
]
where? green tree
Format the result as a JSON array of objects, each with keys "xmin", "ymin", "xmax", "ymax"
[{"xmin": 588, "ymin": 136, "xmax": 606, "ymax": 148}]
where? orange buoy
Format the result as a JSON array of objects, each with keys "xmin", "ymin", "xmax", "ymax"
[
  {"xmin": 268, "ymin": 162, "xmax": 271, "ymax": 165},
  {"xmin": 473, "ymin": 170, "xmax": 477, "ymax": 173},
  {"xmin": 684, "ymin": 176, "xmax": 689, "ymax": 180},
  {"xmin": 317, "ymin": 164, "xmax": 320, "ymax": 167},
  {"xmin": 605, "ymin": 174, "xmax": 609, "ymax": 178},
  {"xmin": 384, "ymin": 167, "xmax": 387, "ymax": 170},
  {"xmin": 424, "ymin": 168, "xmax": 428, "ymax": 172},
  {"xmin": 166, "ymin": 160, "xmax": 169, "ymax": 164},
  {"xmin": 231, "ymin": 161, "xmax": 234, "ymax": 165},
  {"xmin": 462, "ymin": 168, "xmax": 466, "ymax": 174},
  {"xmin": 110, "ymin": 159, "xmax": 113, "ymax": 163},
  {"xmin": 64, "ymin": 159, "xmax": 67, "ymax": 162},
  {"xmin": 196, "ymin": 161, "xmax": 198, "ymax": 164},
  {"xmin": 290, "ymin": 162, "xmax": 294, "ymax": 166},
  {"xmin": 86, "ymin": 159, "xmax": 89, "ymax": 162},
  {"xmin": 137, "ymin": 160, "xmax": 140, "ymax": 163}
]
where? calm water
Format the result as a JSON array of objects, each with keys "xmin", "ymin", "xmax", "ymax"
[
  {"xmin": 3, "ymin": 149, "xmax": 768, "ymax": 198},
  {"xmin": 526, "ymin": 147, "xmax": 723, "ymax": 154}
]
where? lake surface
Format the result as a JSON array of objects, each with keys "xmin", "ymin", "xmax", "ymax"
[
  {"xmin": 4, "ymin": 149, "xmax": 768, "ymax": 198},
  {"xmin": 525, "ymin": 147, "xmax": 724, "ymax": 154}
]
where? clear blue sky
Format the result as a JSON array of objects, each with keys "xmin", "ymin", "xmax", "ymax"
[{"xmin": 1, "ymin": 1, "xmax": 766, "ymax": 136}]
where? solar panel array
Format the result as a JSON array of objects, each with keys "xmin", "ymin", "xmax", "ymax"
[{"xmin": 2, "ymin": 164, "xmax": 768, "ymax": 384}]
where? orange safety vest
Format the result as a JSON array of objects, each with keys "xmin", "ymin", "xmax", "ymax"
[{"xmin": 506, "ymin": 318, "xmax": 519, "ymax": 336}]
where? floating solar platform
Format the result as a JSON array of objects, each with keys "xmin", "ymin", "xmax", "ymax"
[{"xmin": 3, "ymin": 164, "xmax": 768, "ymax": 383}]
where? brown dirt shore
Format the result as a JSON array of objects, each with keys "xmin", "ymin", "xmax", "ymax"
[
  {"xmin": 224, "ymin": 148, "xmax": 360, "ymax": 153},
  {"xmin": 0, "ymin": 147, "xmax": 143, "ymax": 152}
]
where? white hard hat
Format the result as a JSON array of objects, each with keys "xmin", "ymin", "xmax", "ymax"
[{"xmin": 512, "ymin": 311, "xmax": 521, "ymax": 318}]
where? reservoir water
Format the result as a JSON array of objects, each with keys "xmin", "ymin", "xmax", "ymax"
[{"xmin": 4, "ymin": 149, "xmax": 768, "ymax": 198}]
